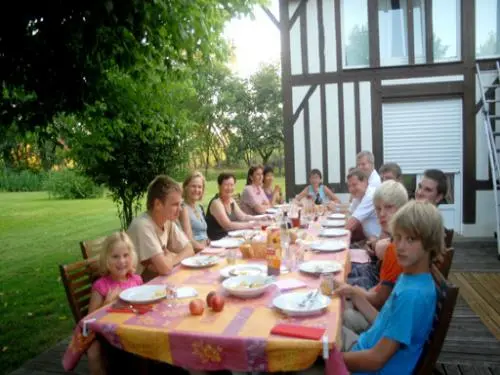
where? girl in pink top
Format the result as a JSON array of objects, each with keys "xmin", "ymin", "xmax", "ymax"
[
  {"xmin": 240, "ymin": 164, "xmax": 271, "ymax": 215},
  {"xmin": 87, "ymin": 232, "xmax": 143, "ymax": 375}
]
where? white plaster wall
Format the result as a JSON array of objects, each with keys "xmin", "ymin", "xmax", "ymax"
[
  {"xmin": 461, "ymin": 190, "xmax": 498, "ymax": 237},
  {"xmin": 293, "ymin": 111, "xmax": 307, "ymax": 185},
  {"xmin": 326, "ymin": 84, "xmax": 341, "ymax": 183},
  {"xmin": 309, "ymin": 88, "xmax": 323, "ymax": 172},
  {"xmin": 343, "ymin": 82, "xmax": 357, "ymax": 171}
]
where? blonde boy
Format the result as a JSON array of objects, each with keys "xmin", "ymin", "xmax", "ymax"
[{"xmin": 340, "ymin": 200, "xmax": 444, "ymax": 374}]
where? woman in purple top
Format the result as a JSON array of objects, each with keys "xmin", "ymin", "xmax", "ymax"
[{"xmin": 240, "ymin": 165, "xmax": 271, "ymax": 215}]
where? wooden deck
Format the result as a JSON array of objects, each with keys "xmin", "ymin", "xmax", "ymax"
[{"xmin": 8, "ymin": 238, "xmax": 500, "ymax": 375}]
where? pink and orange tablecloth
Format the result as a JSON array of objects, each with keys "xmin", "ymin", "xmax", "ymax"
[{"xmin": 63, "ymin": 230, "xmax": 351, "ymax": 374}]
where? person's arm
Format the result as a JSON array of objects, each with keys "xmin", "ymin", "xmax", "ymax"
[
  {"xmin": 343, "ymin": 338, "xmax": 399, "ymax": 372},
  {"xmin": 148, "ymin": 247, "xmax": 188, "ymax": 275},
  {"xmin": 271, "ymin": 185, "xmax": 282, "ymax": 205},
  {"xmin": 88, "ymin": 290, "xmax": 104, "ymax": 313},
  {"xmin": 179, "ymin": 206, "xmax": 206, "ymax": 252},
  {"xmin": 210, "ymin": 199, "xmax": 255, "ymax": 231},
  {"xmin": 295, "ymin": 186, "xmax": 309, "ymax": 201},
  {"xmin": 334, "ymin": 282, "xmax": 392, "ymax": 312},
  {"xmin": 345, "ymin": 216, "xmax": 362, "ymax": 232},
  {"xmin": 351, "ymin": 290, "xmax": 379, "ymax": 323},
  {"xmin": 324, "ymin": 186, "xmax": 341, "ymax": 203}
]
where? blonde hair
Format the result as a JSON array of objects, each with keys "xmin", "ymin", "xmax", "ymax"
[
  {"xmin": 99, "ymin": 232, "xmax": 138, "ymax": 276},
  {"xmin": 182, "ymin": 171, "xmax": 206, "ymax": 202},
  {"xmin": 390, "ymin": 200, "xmax": 445, "ymax": 262},
  {"xmin": 373, "ymin": 180, "xmax": 409, "ymax": 208}
]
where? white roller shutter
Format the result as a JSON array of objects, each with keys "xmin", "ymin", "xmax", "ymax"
[{"xmin": 382, "ymin": 99, "xmax": 462, "ymax": 174}]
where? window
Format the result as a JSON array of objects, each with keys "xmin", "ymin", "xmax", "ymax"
[
  {"xmin": 378, "ymin": 0, "xmax": 426, "ymax": 66},
  {"xmin": 476, "ymin": 0, "xmax": 500, "ymax": 58},
  {"xmin": 341, "ymin": 0, "xmax": 369, "ymax": 68},
  {"xmin": 432, "ymin": 0, "xmax": 461, "ymax": 62}
]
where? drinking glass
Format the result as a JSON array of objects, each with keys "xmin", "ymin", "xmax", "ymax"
[
  {"xmin": 226, "ymin": 248, "xmax": 237, "ymax": 265},
  {"xmin": 165, "ymin": 284, "xmax": 177, "ymax": 307},
  {"xmin": 319, "ymin": 273, "xmax": 335, "ymax": 296}
]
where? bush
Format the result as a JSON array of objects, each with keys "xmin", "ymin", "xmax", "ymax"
[
  {"xmin": 44, "ymin": 169, "xmax": 104, "ymax": 199},
  {"xmin": 0, "ymin": 168, "xmax": 47, "ymax": 191}
]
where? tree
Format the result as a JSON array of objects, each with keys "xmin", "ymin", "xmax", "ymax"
[
  {"xmin": 478, "ymin": 31, "xmax": 499, "ymax": 57},
  {"xmin": 344, "ymin": 25, "xmax": 369, "ymax": 66},
  {"xmin": 433, "ymin": 34, "xmax": 450, "ymax": 61},
  {"xmin": 55, "ymin": 65, "xmax": 194, "ymax": 228}
]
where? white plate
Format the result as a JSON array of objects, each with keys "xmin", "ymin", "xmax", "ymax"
[
  {"xmin": 210, "ymin": 238, "xmax": 244, "ymax": 248},
  {"xmin": 181, "ymin": 255, "xmax": 220, "ymax": 268},
  {"xmin": 273, "ymin": 291, "xmax": 331, "ymax": 316},
  {"xmin": 119, "ymin": 285, "xmax": 166, "ymax": 304},
  {"xmin": 299, "ymin": 260, "xmax": 343, "ymax": 274},
  {"xmin": 321, "ymin": 219, "xmax": 346, "ymax": 228},
  {"xmin": 310, "ymin": 240, "xmax": 346, "ymax": 252},
  {"xmin": 266, "ymin": 208, "xmax": 278, "ymax": 214},
  {"xmin": 328, "ymin": 213, "xmax": 346, "ymax": 220},
  {"xmin": 319, "ymin": 228, "xmax": 350, "ymax": 238},
  {"xmin": 220, "ymin": 264, "xmax": 267, "ymax": 278},
  {"xmin": 222, "ymin": 275, "xmax": 273, "ymax": 298},
  {"xmin": 228, "ymin": 229, "xmax": 256, "ymax": 238}
]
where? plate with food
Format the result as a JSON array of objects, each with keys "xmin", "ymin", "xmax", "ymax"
[
  {"xmin": 272, "ymin": 290, "xmax": 330, "ymax": 316},
  {"xmin": 310, "ymin": 240, "xmax": 346, "ymax": 252},
  {"xmin": 119, "ymin": 285, "xmax": 166, "ymax": 304},
  {"xmin": 299, "ymin": 260, "xmax": 343, "ymax": 274},
  {"xmin": 265, "ymin": 208, "xmax": 279, "ymax": 214},
  {"xmin": 227, "ymin": 229, "xmax": 257, "ymax": 238},
  {"xmin": 319, "ymin": 228, "xmax": 350, "ymax": 238},
  {"xmin": 222, "ymin": 275, "xmax": 274, "ymax": 298},
  {"xmin": 181, "ymin": 255, "xmax": 220, "ymax": 268},
  {"xmin": 220, "ymin": 264, "xmax": 267, "ymax": 278},
  {"xmin": 210, "ymin": 238, "xmax": 244, "ymax": 248}
]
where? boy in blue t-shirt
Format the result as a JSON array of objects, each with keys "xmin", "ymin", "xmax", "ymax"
[{"xmin": 340, "ymin": 200, "xmax": 444, "ymax": 375}]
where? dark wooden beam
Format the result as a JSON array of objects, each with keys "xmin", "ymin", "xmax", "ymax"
[
  {"xmin": 289, "ymin": 0, "xmax": 308, "ymax": 30},
  {"xmin": 279, "ymin": 0, "xmax": 295, "ymax": 199},
  {"xmin": 334, "ymin": 0, "xmax": 342, "ymax": 71},
  {"xmin": 261, "ymin": 5, "xmax": 280, "ymax": 29},
  {"xmin": 291, "ymin": 85, "xmax": 318, "ymax": 125},
  {"xmin": 367, "ymin": 0, "xmax": 380, "ymax": 67},
  {"xmin": 371, "ymin": 79, "xmax": 383, "ymax": 169},
  {"xmin": 407, "ymin": 0, "xmax": 415, "ymax": 65},
  {"xmin": 424, "ymin": 0, "xmax": 433, "ymax": 63},
  {"xmin": 381, "ymin": 82, "xmax": 464, "ymax": 98}
]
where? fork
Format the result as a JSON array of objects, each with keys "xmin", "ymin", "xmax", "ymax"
[{"xmin": 298, "ymin": 290, "xmax": 315, "ymax": 307}]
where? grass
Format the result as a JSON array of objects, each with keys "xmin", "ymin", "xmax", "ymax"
[{"xmin": 0, "ymin": 177, "xmax": 285, "ymax": 374}]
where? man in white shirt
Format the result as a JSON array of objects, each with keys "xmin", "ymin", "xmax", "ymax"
[
  {"xmin": 346, "ymin": 168, "xmax": 381, "ymax": 241},
  {"xmin": 128, "ymin": 175, "xmax": 194, "ymax": 281},
  {"xmin": 356, "ymin": 150, "xmax": 381, "ymax": 188}
]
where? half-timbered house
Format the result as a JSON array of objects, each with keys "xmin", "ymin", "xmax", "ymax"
[{"xmin": 265, "ymin": 0, "xmax": 500, "ymax": 237}]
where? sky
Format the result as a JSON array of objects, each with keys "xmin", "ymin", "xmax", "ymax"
[{"xmin": 223, "ymin": 1, "xmax": 281, "ymax": 78}]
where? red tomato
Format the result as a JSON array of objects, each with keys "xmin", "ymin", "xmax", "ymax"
[
  {"xmin": 211, "ymin": 295, "xmax": 225, "ymax": 312},
  {"xmin": 189, "ymin": 299, "xmax": 205, "ymax": 316},
  {"xmin": 206, "ymin": 291, "xmax": 216, "ymax": 308}
]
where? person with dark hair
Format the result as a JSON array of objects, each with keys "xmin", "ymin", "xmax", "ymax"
[
  {"xmin": 127, "ymin": 175, "xmax": 194, "ymax": 280},
  {"xmin": 379, "ymin": 162, "xmax": 402, "ymax": 182},
  {"xmin": 205, "ymin": 173, "xmax": 261, "ymax": 240},
  {"xmin": 296, "ymin": 169, "xmax": 340, "ymax": 204},
  {"xmin": 263, "ymin": 166, "xmax": 283, "ymax": 206},
  {"xmin": 240, "ymin": 165, "xmax": 271, "ymax": 215},
  {"xmin": 415, "ymin": 169, "xmax": 448, "ymax": 205}
]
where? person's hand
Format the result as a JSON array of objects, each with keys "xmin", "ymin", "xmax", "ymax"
[
  {"xmin": 327, "ymin": 202, "xmax": 336, "ymax": 211},
  {"xmin": 332, "ymin": 282, "xmax": 356, "ymax": 298},
  {"xmin": 274, "ymin": 185, "xmax": 282, "ymax": 194},
  {"xmin": 104, "ymin": 287, "xmax": 122, "ymax": 304}
]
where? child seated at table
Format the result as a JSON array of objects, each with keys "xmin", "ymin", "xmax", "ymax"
[
  {"xmin": 87, "ymin": 231, "xmax": 143, "ymax": 375},
  {"xmin": 295, "ymin": 169, "xmax": 340, "ymax": 205},
  {"xmin": 339, "ymin": 200, "xmax": 443, "ymax": 374}
]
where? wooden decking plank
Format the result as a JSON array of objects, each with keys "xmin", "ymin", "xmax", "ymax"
[
  {"xmin": 459, "ymin": 364, "xmax": 494, "ymax": 375},
  {"xmin": 442, "ymin": 363, "xmax": 463, "ymax": 375},
  {"xmin": 449, "ymin": 273, "xmax": 500, "ymax": 340},
  {"xmin": 468, "ymin": 273, "xmax": 500, "ymax": 313},
  {"xmin": 490, "ymin": 365, "xmax": 500, "ymax": 375}
]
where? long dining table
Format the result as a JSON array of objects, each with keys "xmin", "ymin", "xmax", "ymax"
[{"xmin": 63, "ymin": 222, "xmax": 351, "ymax": 374}]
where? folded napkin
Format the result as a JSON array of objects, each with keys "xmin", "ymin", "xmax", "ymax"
[
  {"xmin": 273, "ymin": 278, "xmax": 307, "ymax": 291},
  {"xmin": 201, "ymin": 247, "xmax": 226, "ymax": 255},
  {"xmin": 349, "ymin": 248, "xmax": 371, "ymax": 264},
  {"xmin": 271, "ymin": 323, "xmax": 326, "ymax": 340}
]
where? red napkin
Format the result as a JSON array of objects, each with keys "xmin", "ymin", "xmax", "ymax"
[
  {"xmin": 271, "ymin": 323, "xmax": 326, "ymax": 340},
  {"xmin": 107, "ymin": 303, "xmax": 153, "ymax": 314}
]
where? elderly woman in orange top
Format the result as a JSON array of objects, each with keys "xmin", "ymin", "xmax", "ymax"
[{"xmin": 240, "ymin": 165, "xmax": 271, "ymax": 215}]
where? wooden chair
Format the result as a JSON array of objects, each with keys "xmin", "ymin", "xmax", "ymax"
[
  {"xmin": 80, "ymin": 236, "xmax": 107, "ymax": 259},
  {"xmin": 59, "ymin": 257, "xmax": 100, "ymax": 322},
  {"xmin": 413, "ymin": 264, "xmax": 459, "ymax": 375},
  {"xmin": 435, "ymin": 248, "xmax": 455, "ymax": 279},
  {"xmin": 444, "ymin": 228, "xmax": 454, "ymax": 248}
]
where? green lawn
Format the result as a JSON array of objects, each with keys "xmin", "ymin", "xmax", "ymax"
[{"xmin": 0, "ymin": 177, "xmax": 284, "ymax": 374}]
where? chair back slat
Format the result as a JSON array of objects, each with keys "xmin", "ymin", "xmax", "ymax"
[
  {"xmin": 80, "ymin": 236, "xmax": 107, "ymax": 259},
  {"xmin": 413, "ymin": 265, "xmax": 459, "ymax": 375},
  {"xmin": 444, "ymin": 228, "xmax": 454, "ymax": 248},
  {"xmin": 435, "ymin": 248, "xmax": 455, "ymax": 279},
  {"xmin": 59, "ymin": 257, "xmax": 100, "ymax": 322}
]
